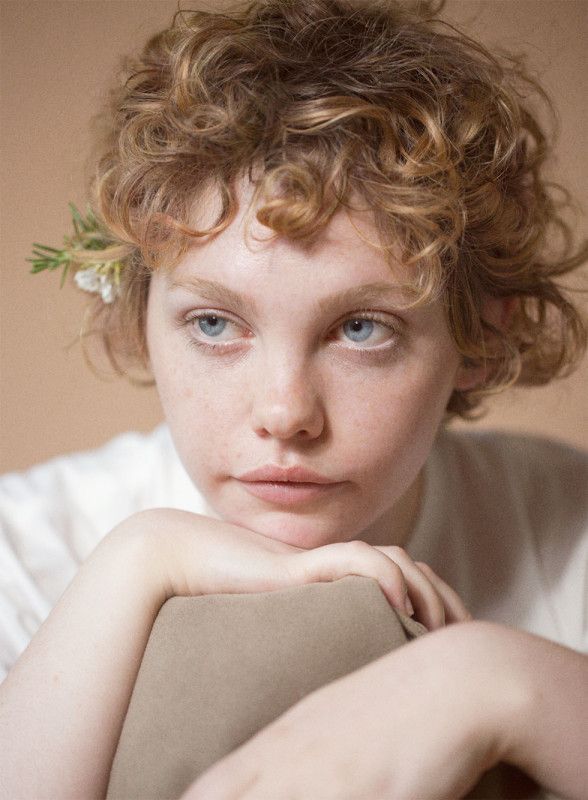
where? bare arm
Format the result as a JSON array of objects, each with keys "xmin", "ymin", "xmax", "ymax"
[
  {"xmin": 494, "ymin": 624, "xmax": 588, "ymax": 800},
  {"xmin": 0, "ymin": 507, "xmax": 470, "ymax": 799},
  {"xmin": 182, "ymin": 621, "xmax": 588, "ymax": 800},
  {"xmin": 0, "ymin": 522, "xmax": 166, "ymax": 800}
]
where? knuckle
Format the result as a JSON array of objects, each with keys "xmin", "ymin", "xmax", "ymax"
[
  {"xmin": 342, "ymin": 539, "xmax": 374, "ymax": 561},
  {"xmin": 342, "ymin": 540, "xmax": 405, "ymax": 585},
  {"xmin": 346, "ymin": 539, "xmax": 373, "ymax": 553}
]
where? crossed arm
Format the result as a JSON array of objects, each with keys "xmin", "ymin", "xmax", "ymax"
[
  {"xmin": 181, "ymin": 620, "xmax": 588, "ymax": 800},
  {"xmin": 1, "ymin": 511, "xmax": 586, "ymax": 799}
]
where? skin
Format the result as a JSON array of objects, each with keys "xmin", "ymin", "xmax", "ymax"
[
  {"xmin": 181, "ymin": 621, "xmax": 588, "ymax": 800},
  {"xmin": 146, "ymin": 177, "xmax": 478, "ymax": 551}
]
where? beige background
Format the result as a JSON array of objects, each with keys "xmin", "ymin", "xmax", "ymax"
[{"xmin": 1, "ymin": 0, "xmax": 586, "ymax": 474}]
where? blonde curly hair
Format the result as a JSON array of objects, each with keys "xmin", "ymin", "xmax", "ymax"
[{"xmin": 82, "ymin": 0, "xmax": 587, "ymax": 419}]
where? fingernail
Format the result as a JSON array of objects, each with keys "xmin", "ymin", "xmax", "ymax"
[{"xmin": 405, "ymin": 596, "xmax": 414, "ymax": 616}]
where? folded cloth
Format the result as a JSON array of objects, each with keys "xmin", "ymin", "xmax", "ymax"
[{"xmin": 106, "ymin": 575, "xmax": 544, "ymax": 800}]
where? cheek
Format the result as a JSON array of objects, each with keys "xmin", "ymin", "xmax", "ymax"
[
  {"xmin": 340, "ymin": 360, "xmax": 453, "ymax": 427},
  {"xmin": 146, "ymin": 319, "xmax": 239, "ymax": 431},
  {"xmin": 151, "ymin": 352, "xmax": 250, "ymax": 483},
  {"xmin": 332, "ymin": 357, "xmax": 455, "ymax": 468},
  {"xmin": 156, "ymin": 363, "xmax": 241, "ymax": 434}
]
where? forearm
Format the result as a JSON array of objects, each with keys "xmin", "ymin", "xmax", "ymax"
[
  {"xmin": 419, "ymin": 621, "xmax": 588, "ymax": 800},
  {"xmin": 0, "ymin": 524, "xmax": 166, "ymax": 800},
  {"xmin": 496, "ymin": 625, "xmax": 588, "ymax": 800}
]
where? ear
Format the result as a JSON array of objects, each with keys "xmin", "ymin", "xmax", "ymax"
[{"xmin": 453, "ymin": 295, "xmax": 518, "ymax": 392}]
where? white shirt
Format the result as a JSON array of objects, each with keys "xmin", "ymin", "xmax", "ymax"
[
  {"xmin": 0, "ymin": 423, "xmax": 586, "ymax": 682},
  {"xmin": 406, "ymin": 429, "xmax": 588, "ymax": 652}
]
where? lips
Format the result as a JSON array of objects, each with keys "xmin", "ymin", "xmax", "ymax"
[
  {"xmin": 236, "ymin": 465, "xmax": 344, "ymax": 506},
  {"xmin": 237, "ymin": 465, "xmax": 336, "ymax": 484}
]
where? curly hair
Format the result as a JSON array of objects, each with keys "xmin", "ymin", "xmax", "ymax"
[{"xmin": 81, "ymin": 0, "xmax": 587, "ymax": 418}]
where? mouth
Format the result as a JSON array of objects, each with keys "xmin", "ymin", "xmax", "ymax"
[
  {"xmin": 236, "ymin": 479, "xmax": 344, "ymax": 506},
  {"xmin": 238, "ymin": 465, "xmax": 336, "ymax": 483}
]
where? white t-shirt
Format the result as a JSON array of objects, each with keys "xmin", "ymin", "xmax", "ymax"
[{"xmin": 0, "ymin": 423, "xmax": 586, "ymax": 683}]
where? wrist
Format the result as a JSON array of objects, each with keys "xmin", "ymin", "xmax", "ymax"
[
  {"xmin": 99, "ymin": 511, "xmax": 173, "ymax": 610},
  {"xmin": 397, "ymin": 621, "xmax": 532, "ymax": 771},
  {"xmin": 431, "ymin": 620, "xmax": 588, "ymax": 800},
  {"xmin": 485, "ymin": 627, "xmax": 588, "ymax": 799},
  {"xmin": 450, "ymin": 622, "xmax": 534, "ymax": 767}
]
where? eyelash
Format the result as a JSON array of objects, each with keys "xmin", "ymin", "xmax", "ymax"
[{"xmin": 181, "ymin": 310, "xmax": 400, "ymax": 356}]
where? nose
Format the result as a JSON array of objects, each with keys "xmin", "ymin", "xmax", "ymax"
[{"xmin": 250, "ymin": 355, "xmax": 325, "ymax": 441}]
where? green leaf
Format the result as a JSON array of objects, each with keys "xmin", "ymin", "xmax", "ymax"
[
  {"xmin": 29, "ymin": 262, "xmax": 50, "ymax": 273},
  {"xmin": 29, "ymin": 201, "xmax": 121, "ymax": 292},
  {"xmin": 31, "ymin": 242, "xmax": 62, "ymax": 254},
  {"xmin": 59, "ymin": 262, "xmax": 69, "ymax": 288},
  {"xmin": 69, "ymin": 202, "xmax": 85, "ymax": 235},
  {"xmin": 31, "ymin": 250, "xmax": 61, "ymax": 261},
  {"xmin": 82, "ymin": 205, "xmax": 98, "ymax": 233}
]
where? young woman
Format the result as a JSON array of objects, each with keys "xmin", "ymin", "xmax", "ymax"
[{"xmin": 1, "ymin": 1, "xmax": 586, "ymax": 798}]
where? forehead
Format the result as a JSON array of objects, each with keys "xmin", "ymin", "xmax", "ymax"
[
  {"xmin": 167, "ymin": 174, "xmax": 408, "ymax": 289},
  {"xmin": 150, "ymin": 177, "xmax": 449, "ymax": 333}
]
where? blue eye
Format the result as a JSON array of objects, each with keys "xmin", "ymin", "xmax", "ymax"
[
  {"xmin": 198, "ymin": 315, "xmax": 227, "ymax": 337},
  {"xmin": 343, "ymin": 318, "xmax": 374, "ymax": 342},
  {"xmin": 183, "ymin": 310, "xmax": 397, "ymax": 355}
]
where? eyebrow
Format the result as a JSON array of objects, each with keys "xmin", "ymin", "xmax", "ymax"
[{"xmin": 169, "ymin": 276, "xmax": 406, "ymax": 315}]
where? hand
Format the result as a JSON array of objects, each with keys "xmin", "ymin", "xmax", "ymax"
[
  {"xmin": 113, "ymin": 508, "xmax": 471, "ymax": 629},
  {"xmin": 180, "ymin": 621, "xmax": 520, "ymax": 800},
  {"xmin": 373, "ymin": 546, "xmax": 471, "ymax": 629},
  {"xmin": 184, "ymin": 623, "xmax": 588, "ymax": 800}
]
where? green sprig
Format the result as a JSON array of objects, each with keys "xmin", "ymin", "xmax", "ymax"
[{"xmin": 27, "ymin": 203, "xmax": 117, "ymax": 290}]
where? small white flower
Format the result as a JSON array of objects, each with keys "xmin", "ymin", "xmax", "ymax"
[
  {"xmin": 74, "ymin": 266, "xmax": 102, "ymax": 293},
  {"xmin": 74, "ymin": 266, "xmax": 119, "ymax": 304},
  {"xmin": 99, "ymin": 275, "xmax": 117, "ymax": 304}
]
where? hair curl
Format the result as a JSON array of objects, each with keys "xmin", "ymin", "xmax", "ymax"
[{"xmin": 81, "ymin": 0, "xmax": 587, "ymax": 418}]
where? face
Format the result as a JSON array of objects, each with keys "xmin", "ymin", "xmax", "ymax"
[{"xmin": 146, "ymin": 178, "xmax": 469, "ymax": 549}]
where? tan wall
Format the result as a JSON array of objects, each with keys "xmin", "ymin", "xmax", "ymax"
[{"xmin": 1, "ymin": 0, "xmax": 586, "ymax": 474}]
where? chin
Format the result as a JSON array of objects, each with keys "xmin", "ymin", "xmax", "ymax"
[{"xmin": 227, "ymin": 508, "xmax": 359, "ymax": 550}]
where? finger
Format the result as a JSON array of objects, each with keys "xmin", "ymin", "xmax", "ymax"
[
  {"xmin": 415, "ymin": 561, "xmax": 473, "ymax": 624},
  {"xmin": 373, "ymin": 546, "xmax": 446, "ymax": 630},
  {"xmin": 290, "ymin": 540, "xmax": 413, "ymax": 615}
]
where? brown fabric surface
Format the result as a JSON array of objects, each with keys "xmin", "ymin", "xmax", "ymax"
[{"xmin": 107, "ymin": 575, "xmax": 543, "ymax": 800}]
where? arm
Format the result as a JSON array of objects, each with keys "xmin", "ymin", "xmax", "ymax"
[
  {"xmin": 0, "ymin": 521, "xmax": 166, "ymax": 800},
  {"xmin": 183, "ymin": 621, "xmax": 588, "ymax": 800},
  {"xmin": 488, "ymin": 623, "xmax": 588, "ymax": 800},
  {"xmin": 0, "ymin": 507, "xmax": 467, "ymax": 799}
]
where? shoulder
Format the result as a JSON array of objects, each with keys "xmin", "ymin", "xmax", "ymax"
[
  {"xmin": 0, "ymin": 424, "xmax": 197, "ymax": 680},
  {"xmin": 1, "ymin": 423, "xmax": 175, "ymax": 483},
  {"xmin": 429, "ymin": 429, "xmax": 588, "ymax": 649},
  {"xmin": 439, "ymin": 425, "xmax": 587, "ymax": 466},
  {"xmin": 0, "ymin": 424, "xmax": 183, "ymax": 561},
  {"xmin": 437, "ymin": 427, "xmax": 588, "ymax": 543},
  {"xmin": 0, "ymin": 423, "xmax": 172, "ymax": 500},
  {"xmin": 437, "ymin": 426, "xmax": 588, "ymax": 504}
]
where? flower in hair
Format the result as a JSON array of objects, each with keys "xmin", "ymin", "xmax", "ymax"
[
  {"xmin": 28, "ymin": 203, "xmax": 124, "ymax": 304},
  {"xmin": 73, "ymin": 263, "xmax": 120, "ymax": 303}
]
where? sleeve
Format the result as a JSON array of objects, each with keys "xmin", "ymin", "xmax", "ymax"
[
  {"xmin": 0, "ymin": 428, "xmax": 164, "ymax": 684},
  {"xmin": 525, "ymin": 437, "xmax": 588, "ymax": 654},
  {"xmin": 433, "ymin": 429, "xmax": 588, "ymax": 653},
  {"xmin": 488, "ymin": 432, "xmax": 588, "ymax": 654}
]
